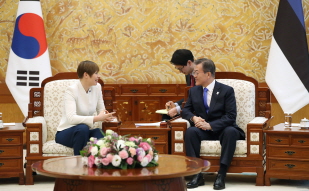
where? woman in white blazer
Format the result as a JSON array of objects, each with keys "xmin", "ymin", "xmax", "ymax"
[{"xmin": 55, "ymin": 60, "xmax": 115, "ymax": 155}]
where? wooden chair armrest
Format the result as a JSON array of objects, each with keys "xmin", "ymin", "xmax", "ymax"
[
  {"xmin": 102, "ymin": 120, "xmax": 121, "ymax": 133},
  {"xmin": 25, "ymin": 122, "xmax": 43, "ymax": 157},
  {"xmin": 166, "ymin": 115, "xmax": 182, "ymax": 126},
  {"xmin": 263, "ymin": 116, "xmax": 274, "ymax": 130},
  {"xmin": 168, "ymin": 120, "xmax": 188, "ymax": 155},
  {"xmin": 22, "ymin": 116, "xmax": 29, "ymax": 127},
  {"xmin": 246, "ymin": 116, "xmax": 273, "ymax": 157}
]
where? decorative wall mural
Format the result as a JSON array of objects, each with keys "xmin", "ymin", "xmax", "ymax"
[{"xmin": 2, "ymin": 0, "xmax": 308, "ymax": 84}]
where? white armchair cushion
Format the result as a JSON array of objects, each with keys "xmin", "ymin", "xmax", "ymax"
[
  {"xmin": 41, "ymin": 79, "xmax": 105, "ymax": 156},
  {"xmin": 26, "ymin": 116, "xmax": 48, "ymax": 144},
  {"xmin": 42, "ymin": 140, "xmax": 74, "ymax": 155},
  {"xmin": 44, "ymin": 79, "xmax": 103, "ymax": 140},
  {"xmin": 175, "ymin": 79, "xmax": 256, "ymax": 156},
  {"xmin": 44, "ymin": 79, "xmax": 78, "ymax": 142},
  {"xmin": 199, "ymin": 117, "xmax": 267, "ymax": 156},
  {"xmin": 198, "ymin": 79, "xmax": 256, "ymax": 156},
  {"xmin": 216, "ymin": 79, "xmax": 255, "ymax": 134},
  {"xmin": 200, "ymin": 140, "xmax": 247, "ymax": 156}
]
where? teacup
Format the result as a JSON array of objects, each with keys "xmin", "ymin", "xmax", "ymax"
[{"xmin": 300, "ymin": 118, "xmax": 309, "ymax": 129}]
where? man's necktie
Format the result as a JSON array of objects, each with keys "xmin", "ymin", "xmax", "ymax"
[
  {"xmin": 190, "ymin": 75, "xmax": 194, "ymax": 86},
  {"xmin": 203, "ymin": 88, "xmax": 209, "ymax": 113}
]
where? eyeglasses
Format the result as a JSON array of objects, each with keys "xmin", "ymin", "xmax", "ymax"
[
  {"xmin": 175, "ymin": 66, "xmax": 184, "ymax": 71},
  {"xmin": 193, "ymin": 70, "xmax": 210, "ymax": 76},
  {"xmin": 192, "ymin": 71, "xmax": 199, "ymax": 76}
]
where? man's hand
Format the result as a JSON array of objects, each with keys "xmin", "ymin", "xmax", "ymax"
[
  {"xmin": 192, "ymin": 116, "xmax": 204, "ymax": 123},
  {"xmin": 192, "ymin": 116, "xmax": 212, "ymax": 130},
  {"xmin": 167, "ymin": 107, "xmax": 178, "ymax": 117},
  {"xmin": 165, "ymin": 101, "xmax": 176, "ymax": 110},
  {"xmin": 195, "ymin": 121, "xmax": 212, "ymax": 130}
]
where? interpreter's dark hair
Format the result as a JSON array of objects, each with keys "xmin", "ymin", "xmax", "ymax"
[
  {"xmin": 170, "ymin": 49, "xmax": 194, "ymax": 66},
  {"xmin": 194, "ymin": 58, "xmax": 216, "ymax": 77},
  {"xmin": 77, "ymin": 60, "xmax": 99, "ymax": 79}
]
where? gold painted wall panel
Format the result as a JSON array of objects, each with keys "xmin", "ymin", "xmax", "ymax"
[
  {"xmin": 1, "ymin": 0, "xmax": 292, "ymax": 84},
  {"xmin": 0, "ymin": 103, "xmax": 24, "ymax": 123},
  {"xmin": 271, "ymin": 103, "xmax": 309, "ymax": 126}
]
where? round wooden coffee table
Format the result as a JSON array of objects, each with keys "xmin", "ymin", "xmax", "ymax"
[{"xmin": 32, "ymin": 154, "xmax": 210, "ymax": 191}]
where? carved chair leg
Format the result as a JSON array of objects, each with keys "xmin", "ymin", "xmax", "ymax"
[
  {"xmin": 255, "ymin": 166, "xmax": 264, "ymax": 186},
  {"xmin": 25, "ymin": 162, "xmax": 34, "ymax": 185}
]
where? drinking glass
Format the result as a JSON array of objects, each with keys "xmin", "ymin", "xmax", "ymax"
[{"xmin": 284, "ymin": 113, "xmax": 292, "ymax": 127}]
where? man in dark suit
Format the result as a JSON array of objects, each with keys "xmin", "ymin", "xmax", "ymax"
[
  {"xmin": 182, "ymin": 58, "xmax": 245, "ymax": 190},
  {"xmin": 163, "ymin": 49, "xmax": 196, "ymax": 120}
]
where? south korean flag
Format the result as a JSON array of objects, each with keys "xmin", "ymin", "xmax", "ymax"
[{"xmin": 6, "ymin": 0, "xmax": 52, "ymax": 117}]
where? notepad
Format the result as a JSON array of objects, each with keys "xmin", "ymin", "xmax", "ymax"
[
  {"xmin": 135, "ymin": 122, "xmax": 161, "ymax": 127},
  {"xmin": 155, "ymin": 109, "xmax": 168, "ymax": 114},
  {"xmin": 3, "ymin": 123, "xmax": 15, "ymax": 126}
]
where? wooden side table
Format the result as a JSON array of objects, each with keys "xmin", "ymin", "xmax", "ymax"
[
  {"xmin": 118, "ymin": 121, "xmax": 170, "ymax": 154},
  {"xmin": 264, "ymin": 123, "xmax": 309, "ymax": 186},
  {"xmin": 0, "ymin": 123, "xmax": 25, "ymax": 184}
]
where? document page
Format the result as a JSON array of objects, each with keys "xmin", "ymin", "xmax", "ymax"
[
  {"xmin": 135, "ymin": 122, "xmax": 161, "ymax": 127},
  {"xmin": 155, "ymin": 109, "xmax": 168, "ymax": 114}
]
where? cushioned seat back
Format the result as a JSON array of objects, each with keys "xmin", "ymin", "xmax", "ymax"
[
  {"xmin": 216, "ymin": 79, "xmax": 255, "ymax": 136},
  {"xmin": 44, "ymin": 79, "xmax": 78, "ymax": 142}
]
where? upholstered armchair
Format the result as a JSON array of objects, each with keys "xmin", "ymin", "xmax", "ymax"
[
  {"xmin": 24, "ymin": 72, "xmax": 120, "ymax": 185},
  {"xmin": 168, "ymin": 72, "xmax": 272, "ymax": 186}
]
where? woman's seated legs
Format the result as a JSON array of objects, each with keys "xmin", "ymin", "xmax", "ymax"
[
  {"xmin": 56, "ymin": 124, "xmax": 101, "ymax": 155},
  {"xmin": 89, "ymin": 128, "xmax": 104, "ymax": 139}
]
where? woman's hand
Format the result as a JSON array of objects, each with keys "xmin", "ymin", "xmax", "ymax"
[{"xmin": 94, "ymin": 110, "xmax": 116, "ymax": 122}]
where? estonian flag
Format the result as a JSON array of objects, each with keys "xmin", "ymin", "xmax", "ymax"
[
  {"xmin": 266, "ymin": 0, "xmax": 309, "ymax": 114},
  {"xmin": 5, "ymin": 0, "xmax": 52, "ymax": 117}
]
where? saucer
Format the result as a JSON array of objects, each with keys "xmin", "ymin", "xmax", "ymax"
[{"xmin": 300, "ymin": 126, "xmax": 309, "ymax": 130}]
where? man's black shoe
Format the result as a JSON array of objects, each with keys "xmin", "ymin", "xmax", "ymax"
[
  {"xmin": 187, "ymin": 173, "xmax": 205, "ymax": 189},
  {"xmin": 213, "ymin": 174, "xmax": 225, "ymax": 190}
]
